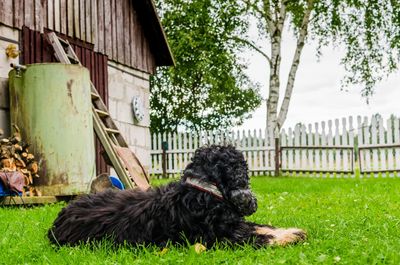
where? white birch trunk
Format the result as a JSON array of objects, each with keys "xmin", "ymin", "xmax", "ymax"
[
  {"xmin": 277, "ymin": 0, "xmax": 314, "ymax": 128},
  {"xmin": 266, "ymin": 1, "xmax": 285, "ymax": 138}
]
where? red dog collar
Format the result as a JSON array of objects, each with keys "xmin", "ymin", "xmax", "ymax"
[{"xmin": 185, "ymin": 177, "xmax": 223, "ymax": 200}]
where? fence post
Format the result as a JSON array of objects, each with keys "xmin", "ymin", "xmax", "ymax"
[
  {"xmin": 275, "ymin": 137, "xmax": 280, "ymax": 177},
  {"xmin": 162, "ymin": 141, "xmax": 168, "ymax": 178}
]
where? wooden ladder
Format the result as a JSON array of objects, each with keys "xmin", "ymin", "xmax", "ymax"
[{"xmin": 47, "ymin": 32, "xmax": 150, "ymax": 191}]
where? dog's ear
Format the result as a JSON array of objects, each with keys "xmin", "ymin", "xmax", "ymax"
[{"xmin": 182, "ymin": 145, "xmax": 224, "ymax": 183}]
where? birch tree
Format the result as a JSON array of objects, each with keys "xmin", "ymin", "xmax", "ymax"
[
  {"xmin": 154, "ymin": 0, "xmax": 400, "ymax": 136},
  {"xmin": 238, "ymin": 0, "xmax": 400, "ymax": 137}
]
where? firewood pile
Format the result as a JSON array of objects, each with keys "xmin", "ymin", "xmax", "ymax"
[{"xmin": 0, "ymin": 128, "xmax": 41, "ymax": 196}]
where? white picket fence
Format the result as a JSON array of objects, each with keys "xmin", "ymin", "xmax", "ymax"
[
  {"xmin": 150, "ymin": 115, "xmax": 400, "ymax": 178},
  {"xmin": 280, "ymin": 117, "xmax": 355, "ymax": 177},
  {"xmin": 150, "ymin": 129, "xmax": 275, "ymax": 177},
  {"xmin": 357, "ymin": 116, "xmax": 400, "ymax": 176}
]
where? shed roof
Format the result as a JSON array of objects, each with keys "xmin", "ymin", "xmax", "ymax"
[
  {"xmin": 0, "ymin": 0, "xmax": 174, "ymax": 73},
  {"xmin": 134, "ymin": 0, "xmax": 175, "ymax": 67}
]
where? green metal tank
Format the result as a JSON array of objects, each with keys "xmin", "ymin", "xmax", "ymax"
[{"xmin": 8, "ymin": 64, "xmax": 95, "ymax": 196}]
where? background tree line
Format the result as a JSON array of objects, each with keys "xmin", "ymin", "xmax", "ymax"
[{"xmin": 151, "ymin": 0, "xmax": 400, "ymax": 135}]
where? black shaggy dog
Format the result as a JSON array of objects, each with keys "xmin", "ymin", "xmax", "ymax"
[{"xmin": 48, "ymin": 145, "xmax": 306, "ymax": 247}]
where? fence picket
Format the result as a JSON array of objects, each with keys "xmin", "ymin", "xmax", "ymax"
[
  {"xmin": 168, "ymin": 132, "xmax": 173, "ymax": 176},
  {"xmin": 334, "ymin": 119, "xmax": 341, "ymax": 176},
  {"xmin": 158, "ymin": 132, "xmax": 164, "ymax": 175},
  {"xmin": 268, "ymin": 127, "xmax": 275, "ymax": 175},
  {"xmin": 363, "ymin": 116, "xmax": 372, "ymax": 176},
  {"xmin": 262, "ymin": 129, "xmax": 267, "ymax": 173},
  {"xmin": 252, "ymin": 129, "xmax": 257, "ymax": 173},
  {"xmin": 177, "ymin": 132, "xmax": 182, "ymax": 173},
  {"xmin": 307, "ymin": 124, "xmax": 314, "ymax": 176},
  {"xmin": 378, "ymin": 117, "xmax": 386, "ymax": 176},
  {"xmin": 240, "ymin": 130, "xmax": 246, "ymax": 161},
  {"xmin": 348, "ymin": 116, "xmax": 355, "ymax": 178},
  {"xmin": 357, "ymin": 116, "xmax": 364, "ymax": 177},
  {"xmin": 281, "ymin": 129, "xmax": 287, "ymax": 174},
  {"xmin": 387, "ymin": 118, "xmax": 394, "ymax": 173},
  {"xmin": 321, "ymin": 121, "xmax": 327, "ymax": 177},
  {"xmin": 394, "ymin": 118, "xmax": 400, "ymax": 176},
  {"xmin": 371, "ymin": 116, "xmax": 379, "ymax": 176},
  {"xmin": 300, "ymin": 125, "xmax": 307, "ymax": 176},
  {"xmin": 247, "ymin": 130, "xmax": 253, "ymax": 173},
  {"xmin": 235, "ymin": 130, "xmax": 240, "ymax": 148},
  {"xmin": 288, "ymin": 128, "xmax": 294, "ymax": 176},
  {"xmin": 327, "ymin": 120, "xmax": 334, "ymax": 177},
  {"xmin": 341, "ymin": 118, "xmax": 348, "ymax": 176},
  {"xmin": 188, "ymin": 131, "xmax": 193, "ymax": 163},
  {"xmin": 294, "ymin": 125, "xmax": 301, "ymax": 176},
  {"xmin": 182, "ymin": 132, "xmax": 188, "ymax": 171},
  {"xmin": 314, "ymin": 123, "xmax": 321, "ymax": 175},
  {"xmin": 257, "ymin": 129, "xmax": 263, "ymax": 172}
]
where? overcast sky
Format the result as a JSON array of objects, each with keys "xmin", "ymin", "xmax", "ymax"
[{"xmin": 236, "ymin": 31, "xmax": 400, "ymax": 131}]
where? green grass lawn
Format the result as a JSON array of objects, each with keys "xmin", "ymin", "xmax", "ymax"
[{"xmin": 1, "ymin": 177, "xmax": 400, "ymax": 265}]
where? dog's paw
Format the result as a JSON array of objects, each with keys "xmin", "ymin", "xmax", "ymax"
[
  {"xmin": 270, "ymin": 228, "xmax": 307, "ymax": 246},
  {"xmin": 255, "ymin": 226, "xmax": 307, "ymax": 246}
]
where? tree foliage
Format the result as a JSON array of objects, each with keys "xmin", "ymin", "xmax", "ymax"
[
  {"xmin": 151, "ymin": 0, "xmax": 262, "ymax": 133},
  {"xmin": 310, "ymin": 0, "xmax": 400, "ymax": 97},
  {"xmin": 240, "ymin": 0, "xmax": 400, "ymax": 134},
  {"xmin": 152, "ymin": 0, "xmax": 400, "ymax": 134}
]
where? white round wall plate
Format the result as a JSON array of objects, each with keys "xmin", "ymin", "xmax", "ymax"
[{"xmin": 131, "ymin": 96, "xmax": 144, "ymax": 122}]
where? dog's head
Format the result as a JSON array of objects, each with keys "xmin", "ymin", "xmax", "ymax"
[{"xmin": 182, "ymin": 145, "xmax": 257, "ymax": 216}]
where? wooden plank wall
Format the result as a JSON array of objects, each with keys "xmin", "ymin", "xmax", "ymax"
[
  {"xmin": 0, "ymin": 0, "xmax": 157, "ymax": 73},
  {"xmin": 21, "ymin": 26, "xmax": 110, "ymax": 175}
]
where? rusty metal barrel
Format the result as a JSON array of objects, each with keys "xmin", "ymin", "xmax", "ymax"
[{"xmin": 8, "ymin": 63, "xmax": 95, "ymax": 196}]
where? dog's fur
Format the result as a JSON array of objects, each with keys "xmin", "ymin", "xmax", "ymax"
[{"xmin": 48, "ymin": 145, "xmax": 306, "ymax": 247}]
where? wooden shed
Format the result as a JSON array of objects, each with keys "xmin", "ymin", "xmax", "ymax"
[{"xmin": 0, "ymin": 0, "xmax": 174, "ymax": 176}]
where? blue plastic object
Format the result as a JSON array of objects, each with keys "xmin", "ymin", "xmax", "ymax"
[
  {"xmin": 0, "ymin": 181, "xmax": 21, "ymax": 196},
  {"xmin": 0, "ymin": 181, "xmax": 7, "ymax": 196},
  {"xmin": 109, "ymin": 176, "xmax": 125, "ymax": 190}
]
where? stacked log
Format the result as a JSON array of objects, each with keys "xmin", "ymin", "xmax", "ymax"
[{"xmin": 0, "ymin": 128, "xmax": 41, "ymax": 196}]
